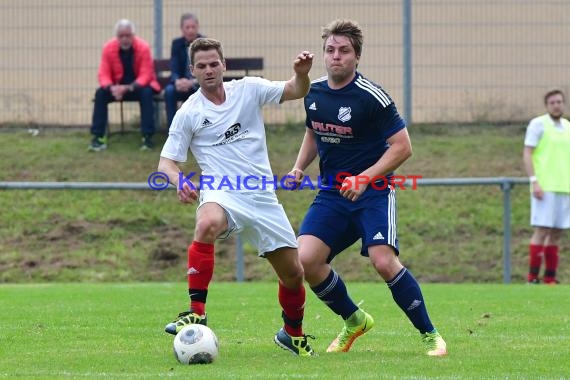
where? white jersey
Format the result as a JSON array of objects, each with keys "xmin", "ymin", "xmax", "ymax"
[
  {"xmin": 524, "ymin": 114, "xmax": 566, "ymax": 147},
  {"xmin": 161, "ymin": 76, "xmax": 285, "ymax": 191}
]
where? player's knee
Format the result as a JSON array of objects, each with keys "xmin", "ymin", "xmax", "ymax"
[
  {"xmin": 194, "ymin": 217, "xmax": 225, "ymax": 241},
  {"xmin": 548, "ymin": 229, "xmax": 563, "ymax": 243},
  {"xmin": 369, "ymin": 246, "xmax": 400, "ymax": 279},
  {"xmin": 280, "ymin": 264, "xmax": 304, "ymax": 288},
  {"xmin": 533, "ymin": 227, "xmax": 549, "ymax": 242},
  {"xmin": 298, "ymin": 250, "xmax": 320, "ymax": 275}
]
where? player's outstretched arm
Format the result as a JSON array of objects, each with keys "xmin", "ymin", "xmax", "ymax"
[{"xmin": 281, "ymin": 51, "xmax": 314, "ymax": 102}]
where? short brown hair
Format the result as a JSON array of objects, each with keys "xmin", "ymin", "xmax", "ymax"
[
  {"xmin": 322, "ymin": 19, "xmax": 363, "ymax": 57},
  {"xmin": 544, "ymin": 89, "xmax": 565, "ymax": 104},
  {"xmin": 189, "ymin": 37, "xmax": 224, "ymax": 66}
]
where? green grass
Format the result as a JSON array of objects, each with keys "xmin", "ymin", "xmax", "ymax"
[
  {"xmin": 0, "ymin": 125, "xmax": 568, "ymax": 283},
  {"xmin": 1, "ymin": 282, "xmax": 568, "ymax": 379}
]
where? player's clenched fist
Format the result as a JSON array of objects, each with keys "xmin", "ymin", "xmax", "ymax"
[{"xmin": 293, "ymin": 51, "xmax": 314, "ymax": 75}]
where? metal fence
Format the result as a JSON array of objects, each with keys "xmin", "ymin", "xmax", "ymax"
[
  {"xmin": 0, "ymin": 177, "xmax": 530, "ymax": 283},
  {"xmin": 2, "ymin": 0, "xmax": 570, "ymax": 126}
]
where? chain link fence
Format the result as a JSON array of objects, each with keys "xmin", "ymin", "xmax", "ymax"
[{"xmin": 1, "ymin": 0, "xmax": 569, "ymax": 127}]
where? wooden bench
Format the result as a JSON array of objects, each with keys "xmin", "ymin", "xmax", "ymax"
[
  {"xmin": 109, "ymin": 57, "xmax": 264, "ymax": 135},
  {"xmin": 153, "ymin": 56, "xmax": 264, "ymax": 87}
]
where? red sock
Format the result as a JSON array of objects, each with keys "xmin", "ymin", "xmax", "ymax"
[
  {"xmin": 528, "ymin": 244, "xmax": 543, "ymax": 282},
  {"xmin": 543, "ymin": 245, "xmax": 559, "ymax": 284},
  {"xmin": 187, "ymin": 241, "xmax": 215, "ymax": 315},
  {"xmin": 278, "ymin": 282, "xmax": 305, "ymax": 337}
]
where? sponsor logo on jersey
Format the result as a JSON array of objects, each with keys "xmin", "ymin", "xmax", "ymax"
[
  {"xmin": 223, "ymin": 123, "xmax": 241, "ymax": 139},
  {"xmin": 320, "ymin": 136, "xmax": 341, "ymax": 144},
  {"xmin": 310, "ymin": 121, "xmax": 353, "ymax": 136},
  {"xmin": 213, "ymin": 123, "xmax": 249, "ymax": 146},
  {"xmin": 309, "ymin": 102, "xmax": 317, "ymax": 110}
]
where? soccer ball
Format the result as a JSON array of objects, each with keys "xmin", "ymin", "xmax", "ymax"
[{"xmin": 173, "ymin": 324, "xmax": 219, "ymax": 364}]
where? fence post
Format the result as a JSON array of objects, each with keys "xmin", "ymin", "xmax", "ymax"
[
  {"xmin": 153, "ymin": 0, "xmax": 163, "ymax": 128},
  {"xmin": 501, "ymin": 180, "xmax": 513, "ymax": 284},
  {"xmin": 403, "ymin": 0, "xmax": 412, "ymax": 124},
  {"xmin": 153, "ymin": 0, "xmax": 163, "ymax": 59}
]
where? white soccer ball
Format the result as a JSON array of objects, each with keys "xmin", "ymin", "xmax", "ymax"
[{"xmin": 173, "ymin": 324, "xmax": 219, "ymax": 364}]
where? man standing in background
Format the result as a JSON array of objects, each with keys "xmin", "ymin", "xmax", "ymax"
[
  {"xmin": 164, "ymin": 13, "xmax": 204, "ymax": 128},
  {"xmin": 523, "ymin": 89, "xmax": 570, "ymax": 284}
]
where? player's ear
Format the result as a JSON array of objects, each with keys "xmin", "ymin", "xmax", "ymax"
[{"xmin": 189, "ymin": 65, "xmax": 194, "ymax": 75}]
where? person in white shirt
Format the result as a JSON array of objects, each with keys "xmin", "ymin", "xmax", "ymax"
[
  {"xmin": 158, "ymin": 37, "xmax": 316, "ymax": 356},
  {"xmin": 523, "ymin": 89, "xmax": 570, "ymax": 285}
]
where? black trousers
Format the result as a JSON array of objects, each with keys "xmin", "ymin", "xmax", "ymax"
[{"xmin": 91, "ymin": 86, "xmax": 155, "ymax": 137}]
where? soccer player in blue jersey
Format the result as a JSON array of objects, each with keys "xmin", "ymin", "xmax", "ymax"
[{"xmin": 288, "ymin": 19, "xmax": 447, "ymax": 356}]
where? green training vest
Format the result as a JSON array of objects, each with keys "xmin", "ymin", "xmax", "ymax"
[{"xmin": 532, "ymin": 114, "xmax": 570, "ymax": 193}]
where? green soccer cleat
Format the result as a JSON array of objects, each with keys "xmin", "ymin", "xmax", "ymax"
[
  {"xmin": 164, "ymin": 310, "xmax": 207, "ymax": 335},
  {"xmin": 327, "ymin": 309, "xmax": 375, "ymax": 353},
  {"xmin": 422, "ymin": 330, "xmax": 447, "ymax": 356},
  {"xmin": 274, "ymin": 328, "xmax": 316, "ymax": 357}
]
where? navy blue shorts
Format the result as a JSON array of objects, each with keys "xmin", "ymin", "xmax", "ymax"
[{"xmin": 298, "ymin": 187, "xmax": 399, "ymax": 263}]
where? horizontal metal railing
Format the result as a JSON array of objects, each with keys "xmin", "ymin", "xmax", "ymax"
[{"xmin": 0, "ymin": 177, "xmax": 530, "ymax": 283}]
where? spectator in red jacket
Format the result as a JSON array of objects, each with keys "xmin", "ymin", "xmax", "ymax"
[{"xmin": 89, "ymin": 19, "xmax": 161, "ymax": 151}]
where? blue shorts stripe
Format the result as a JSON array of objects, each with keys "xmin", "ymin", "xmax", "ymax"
[{"xmin": 388, "ymin": 187, "xmax": 396, "ymax": 247}]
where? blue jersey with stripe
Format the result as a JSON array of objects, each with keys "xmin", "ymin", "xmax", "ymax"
[{"xmin": 304, "ymin": 72, "xmax": 406, "ymax": 187}]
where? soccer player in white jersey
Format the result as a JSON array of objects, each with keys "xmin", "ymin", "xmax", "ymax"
[
  {"xmin": 158, "ymin": 38, "xmax": 316, "ymax": 356},
  {"xmin": 287, "ymin": 19, "xmax": 447, "ymax": 356}
]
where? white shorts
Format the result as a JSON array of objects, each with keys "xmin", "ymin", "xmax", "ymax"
[
  {"xmin": 198, "ymin": 190, "xmax": 297, "ymax": 256},
  {"xmin": 530, "ymin": 191, "xmax": 570, "ymax": 229}
]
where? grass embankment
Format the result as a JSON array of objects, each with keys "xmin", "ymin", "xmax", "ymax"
[{"xmin": 1, "ymin": 124, "xmax": 567, "ymax": 283}]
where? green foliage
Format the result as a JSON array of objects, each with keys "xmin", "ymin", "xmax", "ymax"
[
  {"xmin": 0, "ymin": 282, "xmax": 568, "ymax": 379},
  {"xmin": 0, "ymin": 125, "xmax": 567, "ymax": 283}
]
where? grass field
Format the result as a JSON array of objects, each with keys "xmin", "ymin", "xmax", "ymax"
[
  {"xmin": 1, "ymin": 282, "xmax": 568, "ymax": 379},
  {"xmin": 1, "ymin": 124, "xmax": 568, "ymax": 283}
]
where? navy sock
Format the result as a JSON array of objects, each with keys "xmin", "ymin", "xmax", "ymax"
[
  {"xmin": 311, "ymin": 270, "xmax": 358, "ymax": 320},
  {"xmin": 387, "ymin": 268, "xmax": 435, "ymax": 334}
]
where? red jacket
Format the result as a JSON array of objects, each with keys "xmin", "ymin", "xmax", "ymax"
[{"xmin": 97, "ymin": 36, "xmax": 161, "ymax": 92}]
